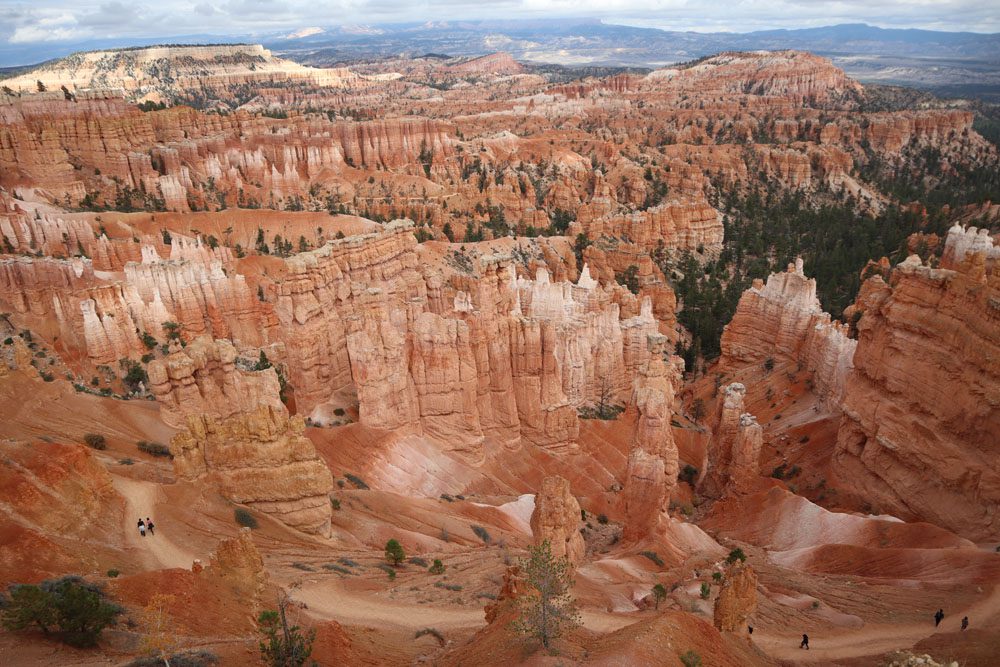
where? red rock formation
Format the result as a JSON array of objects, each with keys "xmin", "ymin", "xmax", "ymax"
[
  {"xmin": 170, "ymin": 406, "xmax": 334, "ymax": 535},
  {"xmin": 147, "ymin": 336, "xmax": 285, "ymax": 428},
  {"xmin": 713, "ymin": 561, "xmax": 758, "ymax": 632},
  {"xmin": 443, "ymin": 53, "xmax": 525, "ymax": 76},
  {"xmin": 719, "ymin": 258, "xmax": 856, "ymax": 407},
  {"xmin": 835, "ymin": 226, "xmax": 1000, "ymax": 540},
  {"xmin": 205, "ymin": 527, "xmax": 268, "ymax": 621},
  {"xmin": 484, "ymin": 565, "xmax": 524, "ymax": 624},
  {"xmin": 702, "ymin": 383, "xmax": 764, "ymax": 497},
  {"xmin": 623, "ymin": 333, "xmax": 681, "ymax": 541},
  {"xmin": 529, "ymin": 475, "xmax": 585, "ymax": 567}
]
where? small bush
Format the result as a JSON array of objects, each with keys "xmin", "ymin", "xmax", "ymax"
[
  {"xmin": 414, "ymin": 627, "xmax": 445, "ymax": 645},
  {"xmin": 106, "ymin": 569, "xmax": 120, "ymax": 578},
  {"xmin": 428, "ymin": 559, "xmax": 445, "ymax": 575},
  {"xmin": 118, "ymin": 458, "xmax": 134, "ymax": 465},
  {"xmin": 652, "ymin": 583, "xmax": 667, "ymax": 609},
  {"xmin": 440, "ymin": 493, "xmax": 454, "ymax": 502},
  {"xmin": 234, "ymin": 508, "xmax": 258, "ymax": 529},
  {"xmin": 330, "ymin": 498, "xmax": 341, "ymax": 511},
  {"xmin": 322, "ymin": 564, "xmax": 351, "ymax": 575},
  {"xmin": 136, "ymin": 441, "xmax": 172, "ymax": 458},
  {"xmin": 337, "ymin": 558, "xmax": 360, "ymax": 568},
  {"xmin": 408, "ymin": 557, "xmax": 428, "ymax": 567},
  {"xmin": 127, "ymin": 650, "xmax": 219, "ymax": 667},
  {"xmin": 344, "ymin": 473, "xmax": 369, "ymax": 490},
  {"xmin": 597, "ymin": 514, "xmax": 609, "ymax": 525},
  {"xmin": 712, "ymin": 572, "xmax": 723, "ymax": 582},
  {"xmin": 1, "ymin": 576, "xmax": 123, "ymax": 647},
  {"xmin": 678, "ymin": 464, "xmax": 699, "ymax": 485},
  {"xmin": 332, "ymin": 408, "xmax": 345, "ymax": 416},
  {"xmin": 799, "ymin": 434, "xmax": 810, "ymax": 443},
  {"xmin": 680, "ymin": 650, "xmax": 703, "ymax": 667},
  {"xmin": 385, "ymin": 539, "xmax": 405, "ymax": 565},
  {"xmin": 376, "ymin": 563, "xmax": 396, "ymax": 580},
  {"xmin": 83, "ymin": 433, "xmax": 107, "ymax": 450},
  {"xmin": 471, "ymin": 524, "xmax": 492, "ymax": 545},
  {"xmin": 726, "ymin": 548, "xmax": 747, "ymax": 564},
  {"xmin": 640, "ymin": 551, "xmax": 665, "ymax": 567},
  {"xmin": 434, "ymin": 581, "xmax": 462, "ymax": 591},
  {"xmin": 700, "ymin": 582, "xmax": 711, "ymax": 599},
  {"xmin": 764, "ymin": 358, "xmax": 775, "ymax": 372},
  {"xmin": 291, "ymin": 562, "xmax": 315, "ymax": 572}
]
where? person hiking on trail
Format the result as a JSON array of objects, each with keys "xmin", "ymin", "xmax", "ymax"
[
  {"xmin": 138, "ymin": 518, "xmax": 146, "ymax": 537},
  {"xmin": 934, "ymin": 609, "xmax": 944, "ymax": 627},
  {"xmin": 799, "ymin": 634, "xmax": 809, "ymax": 650},
  {"xmin": 146, "ymin": 517, "xmax": 154, "ymax": 536},
  {"xmin": 961, "ymin": 616, "xmax": 969, "ymax": 631}
]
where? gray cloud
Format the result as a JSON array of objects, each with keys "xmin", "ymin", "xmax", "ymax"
[{"xmin": 2, "ymin": 0, "xmax": 997, "ymax": 58}]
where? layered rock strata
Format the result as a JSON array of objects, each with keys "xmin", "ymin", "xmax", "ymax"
[
  {"xmin": 169, "ymin": 406, "xmax": 334, "ymax": 535},
  {"xmin": 834, "ymin": 225, "xmax": 1000, "ymax": 541}
]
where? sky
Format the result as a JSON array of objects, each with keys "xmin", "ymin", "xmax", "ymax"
[{"xmin": 1, "ymin": 0, "xmax": 998, "ymax": 59}]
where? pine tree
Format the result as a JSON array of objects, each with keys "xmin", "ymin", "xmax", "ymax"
[{"xmin": 512, "ymin": 539, "xmax": 581, "ymax": 652}]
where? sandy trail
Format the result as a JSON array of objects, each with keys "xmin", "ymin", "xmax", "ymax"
[
  {"xmin": 113, "ymin": 475, "xmax": 196, "ymax": 571},
  {"xmin": 754, "ymin": 579, "xmax": 1000, "ymax": 661},
  {"xmin": 293, "ymin": 580, "xmax": 634, "ymax": 634}
]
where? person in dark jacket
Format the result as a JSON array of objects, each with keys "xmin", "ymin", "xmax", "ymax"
[
  {"xmin": 961, "ymin": 616, "xmax": 969, "ymax": 631},
  {"xmin": 934, "ymin": 609, "xmax": 944, "ymax": 627},
  {"xmin": 800, "ymin": 634, "xmax": 809, "ymax": 650}
]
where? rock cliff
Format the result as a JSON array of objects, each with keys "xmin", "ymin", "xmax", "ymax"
[
  {"xmin": 170, "ymin": 406, "xmax": 334, "ymax": 535},
  {"xmin": 719, "ymin": 258, "xmax": 857, "ymax": 407},
  {"xmin": 835, "ymin": 225, "xmax": 1000, "ymax": 541}
]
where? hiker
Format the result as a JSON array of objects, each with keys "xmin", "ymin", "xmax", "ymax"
[
  {"xmin": 934, "ymin": 609, "xmax": 944, "ymax": 627},
  {"xmin": 800, "ymin": 634, "xmax": 809, "ymax": 650},
  {"xmin": 961, "ymin": 616, "xmax": 969, "ymax": 631},
  {"xmin": 748, "ymin": 624, "xmax": 754, "ymax": 635},
  {"xmin": 138, "ymin": 518, "xmax": 146, "ymax": 537},
  {"xmin": 146, "ymin": 517, "xmax": 155, "ymax": 536}
]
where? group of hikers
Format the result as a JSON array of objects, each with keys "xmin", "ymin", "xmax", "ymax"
[
  {"xmin": 935, "ymin": 609, "xmax": 970, "ymax": 631},
  {"xmin": 792, "ymin": 609, "xmax": 972, "ymax": 651},
  {"xmin": 137, "ymin": 517, "xmax": 155, "ymax": 537}
]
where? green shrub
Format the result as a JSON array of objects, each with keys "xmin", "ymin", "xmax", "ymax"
[
  {"xmin": 322, "ymin": 564, "xmax": 351, "ymax": 575},
  {"xmin": 471, "ymin": 524, "xmax": 492, "ymax": 545},
  {"xmin": 118, "ymin": 458, "xmax": 134, "ymax": 465},
  {"xmin": 639, "ymin": 551, "xmax": 664, "ymax": 567},
  {"xmin": 440, "ymin": 493, "xmax": 454, "ymax": 502},
  {"xmin": 330, "ymin": 498, "xmax": 341, "ymax": 510},
  {"xmin": 376, "ymin": 563, "xmax": 396, "ymax": 580},
  {"xmin": 652, "ymin": 583, "xmax": 667, "ymax": 610},
  {"xmin": 678, "ymin": 464, "xmax": 699, "ymax": 485},
  {"xmin": 434, "ymin": 581, "xmax": 462, "ymax": 591},
  {"xmin": 680, "ymin": 650, "xmax": 702, "ymax": 667},
  {"xmin": 764, "ymin": 358, "xmax": 775, "ymax": 371},
  {"xmin": 337, "ymin": 558, "xmax": 360, "ymax": 568},
  {"xmin": 428, "ymin": 559, "xmax": 445, "ymax": 575},
  {"xmin": 344, "ymin": 473, "xmax": 369, "ymax": 490},
  {"xmin": 1, "ymin": 576, "xmax": 123, "ymax": 647},
  {"xmin": 385, "ymin": 539, "xmax": 405, "ymax": 565},
  {"xmin": 332, "ymin": 408, "xmax": 345, "ymax": 416},
  {"xmin": 597, "ymin": 513, "xmax": 609, "ymax": 525},
  {"xmin": 106, "ymin": 570, "xmax": 119, "ymax": 578},
  {"xmin": 291, "ymin": 562, "xmax": 315, "ymax": 572},
  {"xmin": 699, "ymin": 582, "xmax": 711, "ymax": 599},
  {"xmin": 712, "ymin": 572, "xmax": 723, "ymax": 582},
  {"xmin": 83, "ymin": 433, "xmax": 106, "ymax": 450},
  {"xmin": 234, "ymin": 508, "xmax": 258, "ymax": 529},
  {"xmin": 127, "ymin": 650, "xmax": 219, "ymax": 666},
  {"xmin": 408, "ymin": 557, "xmax": 428, "ymax": 567},
  {"xmin": 726, "ymin": 548, "xmax": 747, "ymax": 564},
  {"xmin": 137, "ymin": 441, "xmax": 172, "ymax": 458}
]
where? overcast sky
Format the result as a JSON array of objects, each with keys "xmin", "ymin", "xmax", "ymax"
[{"xmin": 2, "ymin": 1, "xmax": 997, "ymax": 51}]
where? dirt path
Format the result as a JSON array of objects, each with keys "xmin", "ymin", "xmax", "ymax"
[
  {"xmin": 754, "ymin": 580, "xmax": 1000, "ymax": 662},
  {"xmin": 112, "ymin": 476, "xmax": 196, "ymax": 571},
  {"xmin": 292, "ymin": 580, "xmax": 634, "ymax": 634}
]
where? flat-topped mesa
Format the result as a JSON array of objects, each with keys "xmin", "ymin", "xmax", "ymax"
[
  {"xmin": 623, "ymin": 333, "xmax": 681, "ymax": 542},
  {"xmin": 170, "ymin": 405, "xmax": 334, "ymax": 535},
  {"xmin": 701, "ymin": 382, "xmax": 765, "ymax": 498},
  {"xmin": 529, "ymin": 476, "xmax": 585, "ymax": 568},
  {"xmin": 719, "ymin": 258, "xmax": 856, "ymax": 407},
  {"xmin": 1, "ymin": 44, "xmax": 362, "ymax": 101},
  {"xmin": 148, "ymin": 336, "xmax": 285, "ymax": 429},
  {"xmin": 644, "ymin": 51, "xmax": 862, "ymax": 102},
  {"xmin": 713, "ymin": 560, "xmax": 759, "ymax": 633},
  {"xmin": 835, "ymin": 233, "xmax": 1000, "ymax": 541}
]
